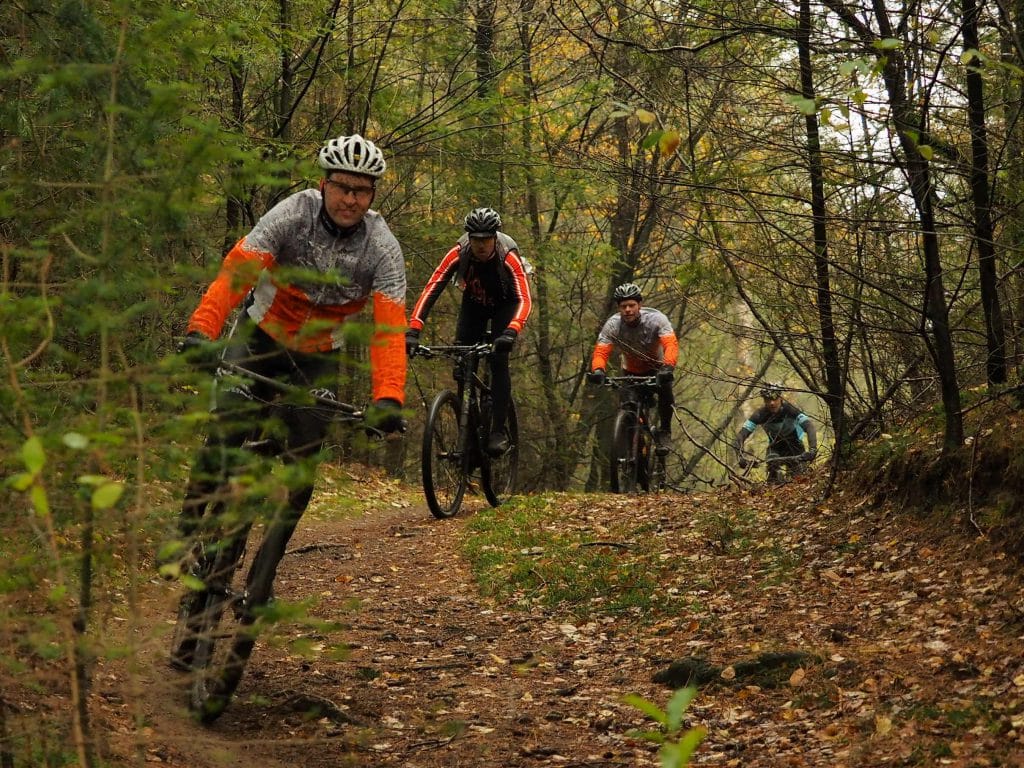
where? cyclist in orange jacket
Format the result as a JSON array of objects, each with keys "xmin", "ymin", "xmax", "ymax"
[
  {"xmin": 587, "ymin": 282, "xmax": 678, "ymax": 455},
  {"xmin": 176, "ymin": 134, "xmax": 407, "ymax": 545}
]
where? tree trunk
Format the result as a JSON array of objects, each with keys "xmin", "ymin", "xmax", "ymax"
[
  {"xmin": 963, "ymin": 0, "xmax": 1007, "ymax": 385},
  {"xmin": 797, "ymin": 0, "xmax": 846, "ymax": 457}
]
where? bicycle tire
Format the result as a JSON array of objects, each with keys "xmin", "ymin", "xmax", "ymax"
[
  {"xmin": 482, "ymin": 399, "xmax": 518, "ymax": 507},
  {"xmin": 186, "ymin": 524, "xmax": 268, "ymax": 725},
  {"xmin": 610, "ymin": 409, "xmax": 639, "ymax": 493},
  {"xmin": 649, "ymin": 451, "xmax": 667, "ymax": 492},
  {"xmin": 422, "ymin": 390, "xmax": 468, "ymax": 519},
  {"xmin": 636, "ymin": 424, "xmax": 653, "ymax": 493},
  {"xmin": 169, "ymin": 496, "xmax": 228, "ymax": 674}
]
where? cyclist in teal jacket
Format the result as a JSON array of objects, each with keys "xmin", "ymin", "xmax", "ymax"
[{"xmin": 735, "ymin": 382, "xmax": 818, "ymax": 483}]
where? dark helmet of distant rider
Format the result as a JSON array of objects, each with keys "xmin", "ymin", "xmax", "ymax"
[{"xmin": 613, "ymin": 282, "xmax": 644, "ymax": 327}]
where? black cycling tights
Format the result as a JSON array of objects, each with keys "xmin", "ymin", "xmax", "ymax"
[
  {"xmin": 181, "ymin": 322, "xmax": 338, "ymax": 538},
  {"xmin": 455, "ymin": 302, "xmax": 516, "ymax": 433}
]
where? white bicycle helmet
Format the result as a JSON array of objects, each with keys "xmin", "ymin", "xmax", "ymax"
[
  {"xmin": 318, "ymin": 134, "xmax": 387, "ymax": 178},
  {"xmin": 613, "ymin": 282, "xmax": 643, "ymax": 303}
]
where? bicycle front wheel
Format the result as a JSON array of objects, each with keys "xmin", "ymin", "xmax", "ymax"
[
  {"xmin": 482, "ymin": 399, "xmax": 518, "ymax": 507},
  {"xmin": 422, "ymin": 390, "xmax": 468, "ymax": 519},
  {"xmin": 610, "ymin": 410, "xmax": 639, "ymax": 493},
  {"xmin": 186, "ymin": 520, "xmax": 264, "ymax": 724}
]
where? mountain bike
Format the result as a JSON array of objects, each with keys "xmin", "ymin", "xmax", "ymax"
[
  {"xmin": 736, "ymin": 450, "xmax": 812, "ymax": 486},
  {"xmin": 166, "ymin": 360, "xmax": 374, "ymax": 724},
  {"xmin": 411, "ymin": 343, "xmax": 518, "ymax": 518},
  {"xmin": 603, "ymin": 375, "xmax": 667, "ymax": 494}
]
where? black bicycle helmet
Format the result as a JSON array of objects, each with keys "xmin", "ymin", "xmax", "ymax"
[
  {"xmin": 464, "ymin": 207, "xmax": 502, "ymax": 236},
  {"xmin": 760, "ymin": 382, "xmax": 783, "ymax": 400},
  {"xmin": 613, "ymin": 282, "xmax": 643, "ymax": 303}
]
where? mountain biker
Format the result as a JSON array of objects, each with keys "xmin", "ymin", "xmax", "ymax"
[
  {"xmin": 586, "ymin": 282, "xmax": 678, "ymax": 456},
  {"xmin": 171, "ymin": 133, "xmax": 407, "ymax": 575},
  {"xmin": 405, "ymin": 207, "xmax": 532, "ymax": 456},
  {"xmin": 734, "ymin": 382, "xmax": 818, "ymax": 483}
]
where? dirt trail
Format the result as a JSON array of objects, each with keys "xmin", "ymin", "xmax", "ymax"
[{"xmin": 98, "ymin": 476, "xmax": 1024, "ymax": 767}]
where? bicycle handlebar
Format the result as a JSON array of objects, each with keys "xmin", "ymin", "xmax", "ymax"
[
  {"xmin": 216, "ymin": 360, "xmax": 364, "ymax": 420},
  {"xmin": 736, "ymin": 451, "xmax": 811, "ymax": 467},
  {"xmin": 411, "ymin": 342, "xmax": 492, "ymax": 360},
  {"xmin": 602, "ymin": 375, "xmax": 659, "ymax": 388}
]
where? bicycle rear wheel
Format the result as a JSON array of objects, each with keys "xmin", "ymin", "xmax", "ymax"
[
  {"xmin": 482, "ymin": 399, "xmax": 518, "ymax": 507},
  {"xmin": 422, "ymin": 390, "xmax": 468, "ymax": 519},
  {"xmin": 610, "ymin": 409, "xmax": 640, "ymax": 493}
]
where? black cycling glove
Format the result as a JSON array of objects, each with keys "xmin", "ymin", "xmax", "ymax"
[
  {"xmin": 405, "ymin": 329, "xmax": 420, "ymax": 358},
  {"xmin": 492, "ymin": 328, "xmax": 517, "ymax": 353},
  {"xmin": 586, "ymin": 368, "xmax": 606, "ymax": 385},
  {"xmin": 365, "ymin": 398, "xmax": 404, "ymax": 435},
  {"xmin": 177, "ymin": 331, "xmax": 220, "ymax": 372}
]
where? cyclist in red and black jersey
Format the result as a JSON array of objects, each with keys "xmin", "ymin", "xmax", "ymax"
[
  {"xmin": 587, "ymin": 283, "xmax": 679, "ymax": 456},
  {"xmin": 176, "ymin": 134, "xmax": 406, "ymax": 547},
  {"xmin": 405, "ymin": 207, "xmax": 532, "ymax": 456}
]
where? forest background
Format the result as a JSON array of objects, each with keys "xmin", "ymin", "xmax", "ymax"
[{"xmin": 5, "ymin": 0, "xmax": 1024, "ymax": 763}]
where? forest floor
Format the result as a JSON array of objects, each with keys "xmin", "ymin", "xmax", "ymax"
[{"xmin": 85, "ymin": 465, "xmax": 1024, "ymax": 767}]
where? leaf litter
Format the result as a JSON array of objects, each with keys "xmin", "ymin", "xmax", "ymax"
[{"xmin": 80, "ymin": 465, "xmax": 1024, "ymax": 767}]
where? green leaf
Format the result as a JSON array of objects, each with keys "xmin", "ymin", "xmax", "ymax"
[
  {"xmin": 874, "ymin": 38, "xmax": 901, "ymax": 51},
  {"xmin": 29, "ymin": 484, "xmax": 50, "ymax": 517},
  {"xmin": 21, "ymin": 437, "xmax": 45, "ymax": 474},
  {"xmin": 962, "ymin": 48, "xmax": 984, "ymax": 66},
  {"xmin": 77, "ymin": 474, "xmax": 108, "ymax": 487},
  {"xmin": 6, "ymin": 473, "xmax": 34, "ymax": 492},
  {"xmin": 641, "ymin": 131, "xmax": 664, "ymax": 150},
  {"xmin": 782, "ymin": 94, "xmax": 815, "ymax": 115},
  {"xmin": 623, "ymin": 693, "xmax": 669, "ymax": 725},
  {"xmin": 666, "ymin": 686, "xmax": 698, "ymax": 731},
  {"xmin": 676, "ymin": 726, "xmax": 708, "ymax": 762},
  {"xmin": 918, "ymin": 144, "xmax": 933, "ymax": 160},
  {"xmin": 62, "ymin": 432, "xmax": 90, "ymax": 450},
  {"xmin": 181, "ymin": 573, "xmax": 207, "ymax": 592},
  {"xmin": 91, "ymin": 482, "xmax": 124, "ymax": 510}
]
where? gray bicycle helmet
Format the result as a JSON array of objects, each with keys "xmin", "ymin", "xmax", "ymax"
[
  {"xmin": 760, "ymin": 381, "xmax": 783, "ymax": 400},
  {"xmin": 318, "ymin": 134, "xmax": 387, "ymax": 178},
  {"xmin": 613, "ymin": 282, "xmax": 643, "ymax": 303},
  {"xmin": 464, "ymin": 207, "xmax": 502, "ymax": 236}
]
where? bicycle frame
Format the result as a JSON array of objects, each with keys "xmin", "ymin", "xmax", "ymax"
[
  {"xmin": 419, "ymin": 342, "xmax": 492, "ymax": 465},
  {"xmin": 603, "ymin": 375, "xmax": 665, "ymax": 494}
]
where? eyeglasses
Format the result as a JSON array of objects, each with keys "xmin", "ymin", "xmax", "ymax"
[{"xmin": 324, "ymin": 179, "xmax": 375, "ymax": 200}]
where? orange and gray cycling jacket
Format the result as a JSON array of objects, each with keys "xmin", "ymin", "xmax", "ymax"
[
  {"xmin": 590, "ymin": 307, "xmax": 679, "ymax": 374},
  {"xmin": 186, "ymin": 189, "xmax": 407, "ymax": 403},
  {"xmin": 408, "ymin": 232, "xmax": 532, "ymax": 333}
]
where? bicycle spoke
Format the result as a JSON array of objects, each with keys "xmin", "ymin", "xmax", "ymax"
[{"xmin": 422, "ymin": 391, "xmax": 467, "ymax": 518}]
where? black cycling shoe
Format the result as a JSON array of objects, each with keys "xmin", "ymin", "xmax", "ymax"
[
  {"xmin": 654, "ymin": 431, "xmax": 671, "ymax": 456},
  {"xmin": 486, "ymin": 430, "xmax": 509, "ymax": 456}
]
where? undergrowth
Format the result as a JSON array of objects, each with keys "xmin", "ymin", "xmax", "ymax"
[{"xmin": 461, "ymin": 495, "xmax": 689, "ymax": 620}]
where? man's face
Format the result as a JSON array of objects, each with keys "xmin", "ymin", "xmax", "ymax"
[
  {"xmin": 763, "ymin": 395, "xmax": 783, "ymax": 413},
  {"xmin": 322, "ymin": 171, "xmax": 375, "ymax": 228},
  {"xmin": 618, "ymin": 298, "xmax": 641, "ymax": 326},
  {"xmin": 468, "ymin": 235, "xmax": 497, "ymax": 261}
]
